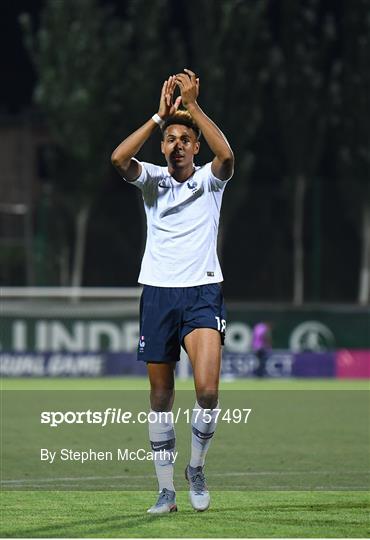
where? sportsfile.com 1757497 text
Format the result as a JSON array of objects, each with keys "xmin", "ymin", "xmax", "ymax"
[{"xmin": 40, "ymin": 407, "xmax": 252, "ymax": 427}]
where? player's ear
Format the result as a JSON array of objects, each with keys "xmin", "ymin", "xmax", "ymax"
[
  {"xmin": 161, "ymin": 140, "xmax": 165, "ymax": 154},
  {"xmin": 193, "ymin": 141, "xmax": 200, "ymax": 155}
]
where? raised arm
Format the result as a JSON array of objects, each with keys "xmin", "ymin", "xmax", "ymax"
[
  {"xmin": 111, "ymin": 77, "xmax": 181, "ymax": 181},
  {"xmin": 175, "ymin": 69, "xmax": 234, "ymax": 181}
]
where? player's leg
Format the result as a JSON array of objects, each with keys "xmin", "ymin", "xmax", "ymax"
[
  {"xmin": 183, "ymin": 328, "xmax": 222, "ymax": 511},
  {"xmin": 147, "ymin": 361, "xmax": 176, "ymax": 412},
  {"xmin": 146, "ymin": 362, "xmax": 177, "ymax": 514},
  {"xmin": 146, "ymin": 362, "xmax": 177, "ymax": 513},
  {"xmin": 138, "ymin": 286, "xmax": 181, "ymax": 514},
  {"xmin": 185, "ymin": 328, "xmax": 221, "ymax": 409},
  {"xmin": 185, "ymin": 327, "xmax": 221, "ymax": 453}
]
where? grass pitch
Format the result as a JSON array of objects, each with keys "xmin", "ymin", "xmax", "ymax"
[
  {"xmin": 2, "ymin": 490, "xmax": 369, "ymax": 538},
  {"xmin": 1, "ymin": 377, "xmax": 369, "ymax": 538}
]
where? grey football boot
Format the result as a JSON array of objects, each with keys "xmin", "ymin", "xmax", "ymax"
[
  {"xmin": 185, "ymin": 465, "xmax": 210, "ymax": 511},
  {"xmin": 147, "ymin": 488, "xmax": 177, "ymax": 514}
]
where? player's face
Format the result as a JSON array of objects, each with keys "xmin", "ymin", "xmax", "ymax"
[{"xmin": 161, "ymin": 124, "xmax": 200, "ymax": 169}]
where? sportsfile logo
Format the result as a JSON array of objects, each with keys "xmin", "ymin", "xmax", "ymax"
[
  {"xmin": 40, "ymin": 408, "xmax": 252, "ymax": 427},
  {"xmin": 40, "ymin": 409, "xmax": 175, "ymax": 427}
]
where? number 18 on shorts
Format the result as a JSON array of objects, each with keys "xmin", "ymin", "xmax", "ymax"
[{"xmin": 138, "ymin": 284, "xmax": 227, "ymax": 363}]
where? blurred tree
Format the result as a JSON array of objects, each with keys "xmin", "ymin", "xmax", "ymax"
[
  {"xmin": 271, "ymin": 0, "xmax": 337, "ymax": 304},
  {"xmin": 20, "ymin": 0, "xmax": 182, "ymax": 286},
  {"xmin": 334, "ymin": 0, "xmax": 370, "ymax": 305},
  {"xmin": 181, "ymin": 0, "xmax": 271, "ymax": 260}
]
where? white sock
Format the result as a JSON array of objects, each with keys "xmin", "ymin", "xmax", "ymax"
[
  {"xmin": 190, "ymin": 401, "xmax": 219, "ymax": 468},
  {"xmin": 148, "ymin": 410, "xmax": 176, "ymax": 492}
]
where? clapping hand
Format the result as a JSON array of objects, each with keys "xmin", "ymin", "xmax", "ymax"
[
  {"xmin": 157, "ymin": 76, "xmax": 182, "ymax": 119},
  {"xmin": 175, "ymin": 69, "xmax": 199, "ymax": 109}
]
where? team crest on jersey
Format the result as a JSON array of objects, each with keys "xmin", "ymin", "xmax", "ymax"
[
  {"xmin": 187, "ymin": 180, "xmax": 198, "ymax": 193},
  {"xmin": 139, "ymin": 335, "xmax": 146, "ymax": 353}
]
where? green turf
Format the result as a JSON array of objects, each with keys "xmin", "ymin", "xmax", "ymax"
[
  {"xmin": 1, "ymin": 378, "xmax": 369, "ymax": 537},
  {"xmin": 1, "ymin": 490, "xmax": 369, "ymax": 538}
]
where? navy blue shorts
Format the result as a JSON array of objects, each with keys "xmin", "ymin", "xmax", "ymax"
[{"xmin": 138, "ymin": 284, "xmax": 226, "ymax": 363}]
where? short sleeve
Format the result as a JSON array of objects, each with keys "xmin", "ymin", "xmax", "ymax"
[
  {"xmin": 203, "ymin": 162, "xmax": 231, "ymax": 191},
  {"xmin": 126, "ymin": 159, "xmax": 164, "ymax": 191}
]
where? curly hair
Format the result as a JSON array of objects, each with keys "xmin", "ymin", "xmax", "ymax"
[{"xmin": 161, "ymin": 110, "xmax": 201, "ymax": 140}]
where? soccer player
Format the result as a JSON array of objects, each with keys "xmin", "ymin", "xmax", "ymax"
[{"xmin": 111, "ymin": 69, "xmax": 234, "ymax": 513}]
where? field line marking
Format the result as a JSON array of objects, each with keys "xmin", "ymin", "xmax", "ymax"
[
  {"xmin": 2, "ymin": 470, "xmax": 369, "ymax": 485},
  {"xmin": 2, "ymin": 484, "xmax": 368, "ymax": 490}
]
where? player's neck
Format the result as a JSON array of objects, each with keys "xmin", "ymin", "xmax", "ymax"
[{"xmin": 168, "ymin": 163, "xmax": 195, "ymax": 183}]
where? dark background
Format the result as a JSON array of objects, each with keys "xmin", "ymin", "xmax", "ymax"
[{"xmin": 0, "ymin": 0, "xmax": 367, "ymax": 303}]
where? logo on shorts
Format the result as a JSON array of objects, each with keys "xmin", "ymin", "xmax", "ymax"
[
  {"xmin": 139, "ymin": 335, "xmax": 146, "ymax": 353},
  {"xmin": 207, "ymin": 271, "xmax": 214, "ymax": 277}
]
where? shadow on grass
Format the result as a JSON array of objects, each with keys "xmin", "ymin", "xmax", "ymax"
[
  {"xmin": 249, "ymin": 501, "xmax": 369, "ymax": 512},
  {"xmin": 3, "ymin": 497, "xmax": 368, "ymax": 537},
  {"xmin": 2, "ymin": 512, "xmax": 172, "ymax": 538}
]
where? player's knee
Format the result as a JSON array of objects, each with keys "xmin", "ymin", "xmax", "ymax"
[
  {"xmin": 150, "ymin": 388, "xmax": 174, "ymax": 412},
  {"xmin": 196, "ymin": 389, "xmax": 218, "ymax": 410}
]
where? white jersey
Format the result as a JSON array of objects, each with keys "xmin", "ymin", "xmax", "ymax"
[{"xmin": 126, "ymin": 159, "xmax": 230, "ymax": 287}]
